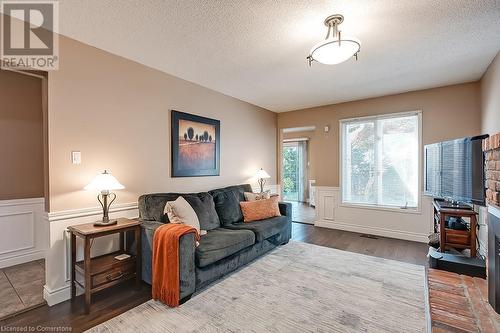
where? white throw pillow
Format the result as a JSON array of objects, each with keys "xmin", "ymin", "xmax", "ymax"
[
  {"xmin": 164, "ymin": 196, "xmax": 202, "ymax": 234},
  {"xmin": 244, "ymin": 191, "xmax": 271, "ymax": 201}
]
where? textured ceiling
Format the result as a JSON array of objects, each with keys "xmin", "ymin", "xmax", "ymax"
[{"xmin": 56, "ymin": 0, "xmax": 500, "ymax": 112}]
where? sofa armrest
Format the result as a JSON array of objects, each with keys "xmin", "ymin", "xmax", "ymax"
[
  {"xmin": 138, "ymin": 220, "xmax": 196, "ymax": 300},
  {"xmin": 279, "ymin": 202, "xmax": 292, "ymax": 219},
  {"xmin": 278, "ymin": 202, "xmax": 292, "ymax": 242}
]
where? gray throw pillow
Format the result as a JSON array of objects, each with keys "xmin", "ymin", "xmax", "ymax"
[
  {"xmin": 182, "ymin": 192, "xmax": 220, "ymax": 231},
  {"xmin": 211, "ymin": 189, "xmax": 244, "ymax": 225}
]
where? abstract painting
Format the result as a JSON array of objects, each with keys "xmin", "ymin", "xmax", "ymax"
[{"xmin": 171, "ymin": 110, "xmax": 220, "ymax": 177}]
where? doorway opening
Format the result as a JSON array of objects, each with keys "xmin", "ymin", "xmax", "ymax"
[
  {"xmin": 0, "ymin": 69, "xmax": 48, "ymax": 320},
  {"xmin": 281, "ymin": 135, "xmax": 316, "ymax": 224},
  {"xmin": 282, "ymin": 141, "xmax": 305, "ymax": 201}
]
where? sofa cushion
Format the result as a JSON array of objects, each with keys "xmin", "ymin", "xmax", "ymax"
[
  {"xmin": 209, "ymin": 184, "xmax": 253, "ymax": 225},
  {"xmin": 210, "ymin": 190, "xmax": 243, "ymax": 225},
  {"xmin": 209, "ymin": 184, "xmax": 252, "ymax": 202},
  {"xmin": 195, "ymin": 228, "xmax": 255, "ymax": 268},
  {"xmin": 138, "ymin": 192, "xmax": 220, "ymax": 231},
  {"xmin": 139, "ymin": 193, "xmax": 185, "ymax": 222},
  {"xmin": 223, "ymin": 216, "xmax": 289, "ymax": 242},
  {"xmin": 183, "ymin": 193, "xmax": 220, "ymax": 231}
]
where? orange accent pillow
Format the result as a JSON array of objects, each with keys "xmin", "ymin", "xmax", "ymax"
[{"xmin": 239, "ymin": 196, "xmax": 281, "ymax": 222}]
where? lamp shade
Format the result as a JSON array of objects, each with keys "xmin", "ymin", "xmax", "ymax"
[
  {"xmin": 84, "ymin": 170, "xmax": 125, "ymax": 192},
  {"xmin": 309, "ymin": 37, "xmax": 360, "ymax": 65},
  {"xmin": 254, "ymin": 168, "xmax": 271, "ymax": 179}
]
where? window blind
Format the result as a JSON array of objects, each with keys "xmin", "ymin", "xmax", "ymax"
[{"xmin": 341, "ymin": 112, "xmax": 420, "ymax": 209}]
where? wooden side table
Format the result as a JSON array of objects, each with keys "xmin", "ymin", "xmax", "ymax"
[
  {"xmin": 433, "ymin": 200, "xmax": 477, "ymax": 258},
  {"xmin": 68, "ymin": 218, "xmax": 142, "ymax": 313}
]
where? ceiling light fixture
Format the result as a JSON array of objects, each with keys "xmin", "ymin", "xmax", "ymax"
[{"xmin": 307, "ymin": 14, "xmax": 360, "ymax": 66}]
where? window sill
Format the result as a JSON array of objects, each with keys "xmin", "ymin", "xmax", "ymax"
[{"xmin": 339, "ymin": 202, "xmax": 422, "ymax": 215}]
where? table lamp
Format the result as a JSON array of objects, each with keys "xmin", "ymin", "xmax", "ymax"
[
  {"xmin": 254, "ymin": 168, "xmax": 271, "ymax": 193},
  {"xmin": 84, "ymin": 170, "xmax": 125, "ymax": 226}
]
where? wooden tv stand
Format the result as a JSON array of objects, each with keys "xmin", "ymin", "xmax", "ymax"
[{"xmin": 433, "ymin": 200, "xmax": 477, "ymax": 258}]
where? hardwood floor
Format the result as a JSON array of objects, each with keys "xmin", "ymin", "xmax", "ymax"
[
  {"xmin": 0, "ymin": 223, "xmax": 429, "ymax": 332},
  {"xmin": 292, "ymin": 222, "xmax": 428, "ymax": 265},
  {"xmin": 287, "ymin": 201, "xmax": 316, "ymax": 224},
  {"xmin": 0, "ymin": 280, "xmax": 152, "ymax": 332}
]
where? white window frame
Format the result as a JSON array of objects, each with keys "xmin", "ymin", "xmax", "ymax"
[{"xmin": 339, "ymin": 110, "xmax": 423, "ymax": 214}]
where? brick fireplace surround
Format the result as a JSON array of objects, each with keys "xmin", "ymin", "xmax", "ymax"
[{"xmin": 484, "ymin": 133, "xmax": 500, "ymax": 206}]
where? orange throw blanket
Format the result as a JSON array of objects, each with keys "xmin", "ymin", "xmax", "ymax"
[{"xmin": 152, "ymin": 223, "xmax": 200, "ymax": 307}]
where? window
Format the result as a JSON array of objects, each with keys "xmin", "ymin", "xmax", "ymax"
[{"xmin": 341, "ymin": 111, "xmax": 420, "ymax": 210}]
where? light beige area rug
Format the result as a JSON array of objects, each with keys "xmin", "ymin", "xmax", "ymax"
[{"xmin": 87, "ymin": 241, "xmax": 427, "ymax": 333}]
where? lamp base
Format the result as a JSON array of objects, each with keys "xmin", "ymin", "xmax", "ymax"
[{"xmin": 93, "ymin": 220, "xmax": 118, "ymax": 227}]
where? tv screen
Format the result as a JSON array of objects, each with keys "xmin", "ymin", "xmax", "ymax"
[{"xmin": 424, "ymin": 135, "xmax": 487, "ymax": 205}]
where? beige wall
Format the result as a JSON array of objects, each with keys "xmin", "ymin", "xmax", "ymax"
[
  {"xmin": 48, "ymin": 37, "xmax": 277, "ymax": 212},
  {"xmin": 481, "ymin": 52, "xmax": 500, "ymax": 135},
  {"xmin": 278, "ymin": 82, "xmax": 482, "ymax": 187},
  {"xmin": 0, "ymin": 70, "xmax": 44, "ymax": 200}
]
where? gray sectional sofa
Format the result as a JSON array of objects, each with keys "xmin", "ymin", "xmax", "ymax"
[{"xmin": 134, "ymin": 184, "xmax": 292, "ymax": 302}]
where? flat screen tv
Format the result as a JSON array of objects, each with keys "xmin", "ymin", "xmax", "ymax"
[{"xmin": 424, "ymin": 135, "xmax": 488, "ymax": 206}]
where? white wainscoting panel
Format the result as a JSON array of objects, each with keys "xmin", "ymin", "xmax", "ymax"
[
  {"xmin": 314, "ymin": 187, "xmax": 433, "ymax": 243},
  {"xmin": 44, "ymin": 202, "xmax": 138, "ymax": 306},
  {"xmin": 0, "ymin": 198, "xmax": 47, "ymax": 268}
]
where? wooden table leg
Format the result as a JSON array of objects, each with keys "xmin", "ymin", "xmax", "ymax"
[
  {"xmin": 135, "ymin": 226, "xmax": 141, "ymax": 288},
  {"xmin": 119, "ymin": 231, "xmax": 124, "ymax": 252},
  {"xmin": 470, "ymin": 215, "xmax": 477, "ymax": 258},
  {"xmin": 71, "ymin": 233, "xmax": 76, "ymax": 299},
  {"xmin": 439, "ymin": 213, "xmax": 446, "ymax": 253},
  {"xmin": 84, "ymin": 237, "xmax": 91, "ymax": 314}
]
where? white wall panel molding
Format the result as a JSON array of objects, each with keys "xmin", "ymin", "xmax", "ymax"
[
  {"xmin": 314, "ymin": 187, "xmax": 432, "ymax": 243},
  {"xmin": 0, "ymin": 198, "xmax": 47, "ymax": 268}
]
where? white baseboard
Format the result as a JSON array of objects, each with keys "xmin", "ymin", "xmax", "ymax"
[
  {"xmin": 43, "ymin": 284, "xmax": 70, "ymax": 306},
  {"xmin": 0, "ymin": 249, "xmax": 45, "ymax": 269},
  {"xmin": 315, "ymin": 220, "xmax": 429, "ymax": 243}
]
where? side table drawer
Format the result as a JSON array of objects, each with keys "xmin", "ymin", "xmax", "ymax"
[
  {"xmin": 92, "ymin": 261, "xmax": 135, "ymax": 288},
  {"xmin": 444, "ymin": 229, "xmax": 470, "ymax": 245}
]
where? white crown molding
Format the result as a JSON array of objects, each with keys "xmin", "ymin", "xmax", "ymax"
[{"xmin": 48, "ymin": 202, "xmax": 138, "ymax": 222}]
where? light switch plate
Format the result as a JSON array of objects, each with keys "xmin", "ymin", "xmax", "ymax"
[{"xmin": 71, "ymin": 151, "xmax": 81, "ymax": 165}]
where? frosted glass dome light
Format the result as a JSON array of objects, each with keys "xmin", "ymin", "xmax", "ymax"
[{"xmin": 307, "ymin": 14, "xmax": 360, "ymax": 66}]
